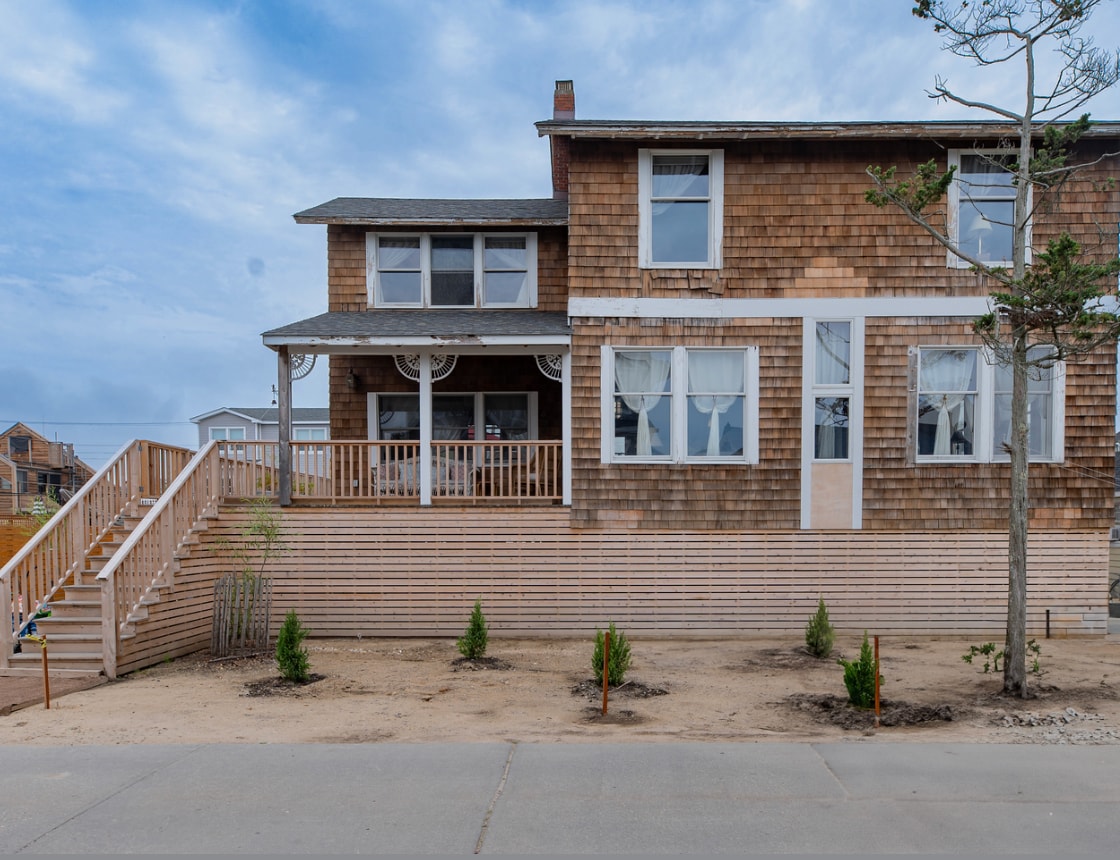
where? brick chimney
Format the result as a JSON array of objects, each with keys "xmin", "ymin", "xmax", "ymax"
[{"xmin": 550, "ymin": 80, "xmax": 574, "ymax": 200}]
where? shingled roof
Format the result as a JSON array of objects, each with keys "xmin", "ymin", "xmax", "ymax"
[
  {"xmin": 262, "ymin": 310, "xmax": 571, "ymax": 347},
  {"xmin": 293, "ymin": 198, "xmax": 568, "ymax": 226}
]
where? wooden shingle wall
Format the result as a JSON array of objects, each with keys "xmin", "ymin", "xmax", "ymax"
[
  {"xmin": 185, "ymin": 507, "xmax": 1108, "ymax": 641},
  {"xmin": 567, "ymin": 138, "xmax": 1120, "ymax": 301},
  {"xmin": 570, "ymin": 316, "xmax": 802, "ymax": 530},
  {"xmin": 862, "ymin": 319, "xmax": 1116, "ymax": 531}
]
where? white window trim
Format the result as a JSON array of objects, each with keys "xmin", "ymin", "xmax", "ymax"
[
  {"xmin": 600, "ymin": 345, "xmax": 759, "ymax": 465},
  {"xmin": 209, "ymin": 427, "xmax": 247, "ymax": 442},
  {"xmin": 947, "ymin": 148, "xmax": 1032, "ymax": 270},
  {"xmin": 806, "ymin": 319, "xmax": 858, "ymax": 465},
  {"xmin": 638, "ymin": 149, "xmax": 724, "ymax": 269},
  {"xmin": 293, "ymin": 427, "xmax": 328, "ymax": 441},
  {"xmin": 915, "ymin": 345, "xmax": 1064, "ymax": 464},
  {"xmin": 366, "ymin": 232, "xmax": 538, "ymax": 308}
]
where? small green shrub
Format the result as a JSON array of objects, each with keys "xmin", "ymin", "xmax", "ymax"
[
  {"xmin": 804, "ymin": 596, "xmax": 835, "ymax": 658},
  {"xmin": 962, "ymin": 639, "xmax": 1042, "ymax": 675},
  {"xmin": 457, "ymin": 599, "xmax": 489, "ymax": 660},
  {"xmin": 592, "ymin": 621, "xmax": 632, "ymax": 688},
  {"xmin": 276, "ymin": 610, "xmax": 310, "ymax": 683},
  {"xmin": 838, "ymin": 631, "xmax": 880, "ymax": 708}
]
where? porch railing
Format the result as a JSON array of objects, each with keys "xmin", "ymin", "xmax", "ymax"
[
  {"xmin": 97, "ymin": 441, "xmax": 223, "ymax": 677},
  {"xmin": 1, "ymin": 440, "xmax": 193, "ymax": 668},
  {"xmin": 215, "ymin": 440, "xmax": 562, "ymax": 503}
]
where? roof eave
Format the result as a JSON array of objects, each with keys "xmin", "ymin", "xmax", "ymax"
[
  {"xmin": 292, "ymin": 215, "xmax": 568, "ymax": 227},
  {"xmin": 535, "ymin": 119, "xmax": 1120, "ymax": 140}
]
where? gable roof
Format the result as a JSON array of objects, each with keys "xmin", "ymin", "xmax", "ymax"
[
  {"xmin": 292, "ymin": 198, "xmax": 568, "ymax": 226},
  {"xmin": 190, "ymin": 407, "xmax": 330, "ymax": 425}
]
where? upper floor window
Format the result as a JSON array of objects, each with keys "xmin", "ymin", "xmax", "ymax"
[
  {"xmin": 948, "ymin": 149, "xmax": 1030, "ymax": 268},
  {"xmin": 209, "ymin": 427, "xmax": 246, "ymax": 442},
  {"xmin": 368, "ymin": 233, "xmax": 537, "ymax": 308},
  {"xmin": 602, "ymin": 346, "xmax": 758, "ymax": 463},
  {"xmin": 916, "ymin": 346, "xmax": 1060, "ymax": 462},
  {"xmin": 638, "ymin": 149, "xmax": 724, "ymax": 269},
  {"xmin": 8, "ymin": 435, "xmax": 31, "ymax": 457}
]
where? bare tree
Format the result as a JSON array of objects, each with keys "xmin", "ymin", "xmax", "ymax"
[{"xmin": 867, "ymin": 0, "xmax": 1120, "ymax": 696}]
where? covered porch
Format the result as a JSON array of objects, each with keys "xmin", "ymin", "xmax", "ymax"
[{"xmin": 261, "ymin": 309, "xmax": 572, "ymax": 506}]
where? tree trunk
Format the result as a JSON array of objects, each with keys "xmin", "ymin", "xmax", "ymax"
[{"xmin": 1004, "ymin": 334, "xmax": 1030, "ymax": 697}]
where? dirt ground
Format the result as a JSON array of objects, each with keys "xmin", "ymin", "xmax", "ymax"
[{"xmin": 3, "ymin": 634, "xmax": 1120, "ymax": 746}]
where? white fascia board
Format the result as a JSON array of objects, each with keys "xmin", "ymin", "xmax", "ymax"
[
  {"xmin": 262, "ymin": 334, "xmax": 571, "ymax": 352},
  {"xmin": 568, "ymin": 296, "xmax": 993, "ymax": 319},
  {"xmin": 189, "ymin": 407, "xmax": 258, "ymax": 424}
]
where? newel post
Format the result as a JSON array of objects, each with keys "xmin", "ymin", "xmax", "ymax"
[
  {"xmin": 277, "ymin": 347, "xmax": 292, "ymax": 506},
  {"xmin": 100, "ymin": 573, "xmax": 117, "ymax": 680},
  {"xmin": 0, "ymin": 573, "xmax": 12, "ymax": 669}
]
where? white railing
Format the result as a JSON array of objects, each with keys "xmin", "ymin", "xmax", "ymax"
[{"xmin": 1, "ymin": 440, "xmax": 194, "ymax": 668}]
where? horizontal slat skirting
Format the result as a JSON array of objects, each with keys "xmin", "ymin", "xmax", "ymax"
[{"xmin": 203, "ymin": 507, "xmax": 1107, "ymax": 641}]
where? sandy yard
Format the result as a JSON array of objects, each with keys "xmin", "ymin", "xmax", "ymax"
[{"xmin": 2, "ymin": 634, "xmax": 1120, "ymax": 746}]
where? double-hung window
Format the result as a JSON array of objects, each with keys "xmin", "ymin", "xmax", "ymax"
[
  {"xmin": 603, "ymin": 346, "xmax": 759, "ymax": 463},
  {"xmin": 948, "ymin": 149, "xmax": 1028, "ymax": 268},
  {"xmin": 916, "ymin": 346, "xmax": 1061, "ymax": 462},
  {"xmin": 638, "ymin": 150, "xmax": 724, "ymax": 268},
  {"xmin": 812, "ymin": 321, "xmax": 852, "ymax": 460},
  {"xmin": 369, "ymin": 233, "xmax": 537, "ymax": 307}
]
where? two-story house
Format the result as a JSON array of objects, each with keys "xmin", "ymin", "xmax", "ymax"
[
  {"xmin": 0, "ymin": 423, "xmax": 93, "ymax": 516},
  {"xmin": 256, "ymin": 81, "xmax": 1119, "ymax": 637}
]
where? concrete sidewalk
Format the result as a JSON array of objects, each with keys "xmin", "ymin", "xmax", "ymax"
[{"xmin": 1, "ymin": 742, "xmax": 1118, "ymax": 854}]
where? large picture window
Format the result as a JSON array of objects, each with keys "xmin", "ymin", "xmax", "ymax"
[
  {"xmin": 368, "ymin": 233, "xmax": 537, "ymax": 308},
  {"xmin": 916, "ymin": 346, "xmax": 1061, "ymax": 462},
  {"xmin": 638, "ymin": 149, "xmax": 724, "ymax": 269},
  {"xmin": 373, "ymin": 393, "xmax": 534, "ymax": 442},
  {"xmin": 603, "ymin": 346, "xmax": 758, "ymax": 463}
]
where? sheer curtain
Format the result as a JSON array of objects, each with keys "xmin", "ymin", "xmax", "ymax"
[
  {"xmin": 815, "ymin": 322, "xmax": 850, "ymax": 384},
  {"xmin": 920, "ymin": 350, "xmax": 976, "ymax": 454},
  {"xmin": 615, "ymin": 351, "xmax": 671, "ymax": 456},
  {"xmin": 688, "ymin": 352, "xmax": 743, "ymax": 456}
]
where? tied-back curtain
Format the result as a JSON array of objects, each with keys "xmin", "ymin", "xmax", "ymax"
[
  {"xmin": 615, "ymin": 351, "xmax": 671, "ymax": 456},
  {"xmin": 920, "ymin": 350, "xmax": 976, "ymax": 454},
  {"xmin": 688, "ymin": 352, "xmax": 744, "ymax": 456}
]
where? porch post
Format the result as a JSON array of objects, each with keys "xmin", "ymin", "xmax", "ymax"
[
  {"xmin": 419, "ymin": 354, "xmax": 432, "ymax": 505},
  {"xmin": 562, "ymin": 351, "xmax": 572, "ymax": 506},
  {"xmin": 277, "ymin": 347, "xmax": 292, "ymax": 506}
]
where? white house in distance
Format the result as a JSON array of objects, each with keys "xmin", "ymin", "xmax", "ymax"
[{"xmin": 190, "ymin": 407, "xmax": 330, "ymax": 448}]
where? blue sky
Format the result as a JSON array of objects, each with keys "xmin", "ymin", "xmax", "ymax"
[{"xmin": 3, "ymin": 0, "xmax": 1120, "ymax": 467}]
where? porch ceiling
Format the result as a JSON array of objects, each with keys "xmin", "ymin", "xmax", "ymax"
[{"xmin": 262, "ymin": 310, "xmax": 571, "ymax": 354}]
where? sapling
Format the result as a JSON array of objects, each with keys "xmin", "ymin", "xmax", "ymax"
[
  {"xmin": 592, "ymin": 621, "xmax": 632, "ymax": 688},
  {"xmin": 838, "ymin": 631, "xmax": 880, "ymax": 708},
  {"xmin": 457, "ymin": 599, "xmax": 489, "ymax": 660},
  {"xmin": 276, "ymin": 610, "xmax": 310, "ymax": 683},
  {"xmin": 804, "ymin": 597, "xmax": 835, "ymax": 658}
]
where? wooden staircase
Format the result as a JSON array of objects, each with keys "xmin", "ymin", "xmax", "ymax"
[{"xmin": 8, "ymin": 516, "xmax": 146, "ymax": 676}]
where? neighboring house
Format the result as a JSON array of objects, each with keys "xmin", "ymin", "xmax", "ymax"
[
  {"xmin": 0, "ymin": 423, "xmax": 94, "ymax": 515},
  {"xmin": 190, "ymin": 407, "xmax": 330, "ymax": 447},
  {"xmin": 250, "ymin": 81, "xmax": 1118, "ymax": 636}
]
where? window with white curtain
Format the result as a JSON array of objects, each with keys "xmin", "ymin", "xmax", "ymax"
[
  {"xmin": 605, "ymin": 346, "xmax": 758, "ymax": 463},
  {"xmin": 812, "ymin": 321, "xmax": 852, "ymax": 460},
  {"xmin": 947, "ymin": 149, "xmax": 1030, "ymax": 268},
  {"xmin": 638, "ymin": 150, "xmax": 724, "ymax": 268},
  {"xmin": 368, "ymin": 233, "xmax": 537, "ymax": 307},
  {"xmin": 916, "ymin": 346, "xmax": 1061, "ymax": 462}
]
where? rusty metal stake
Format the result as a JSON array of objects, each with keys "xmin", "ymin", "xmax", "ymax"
[
  {"xmin": 873, "ymin": 634, "xmax": 880, "ymax": 728},
  {"xmin": 602, "ymin": 630, "xmax": 610, "ymax": 715},
  {"xmin": 26, "ymin": 634, "xmax": 50, "ymax": 709}
]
